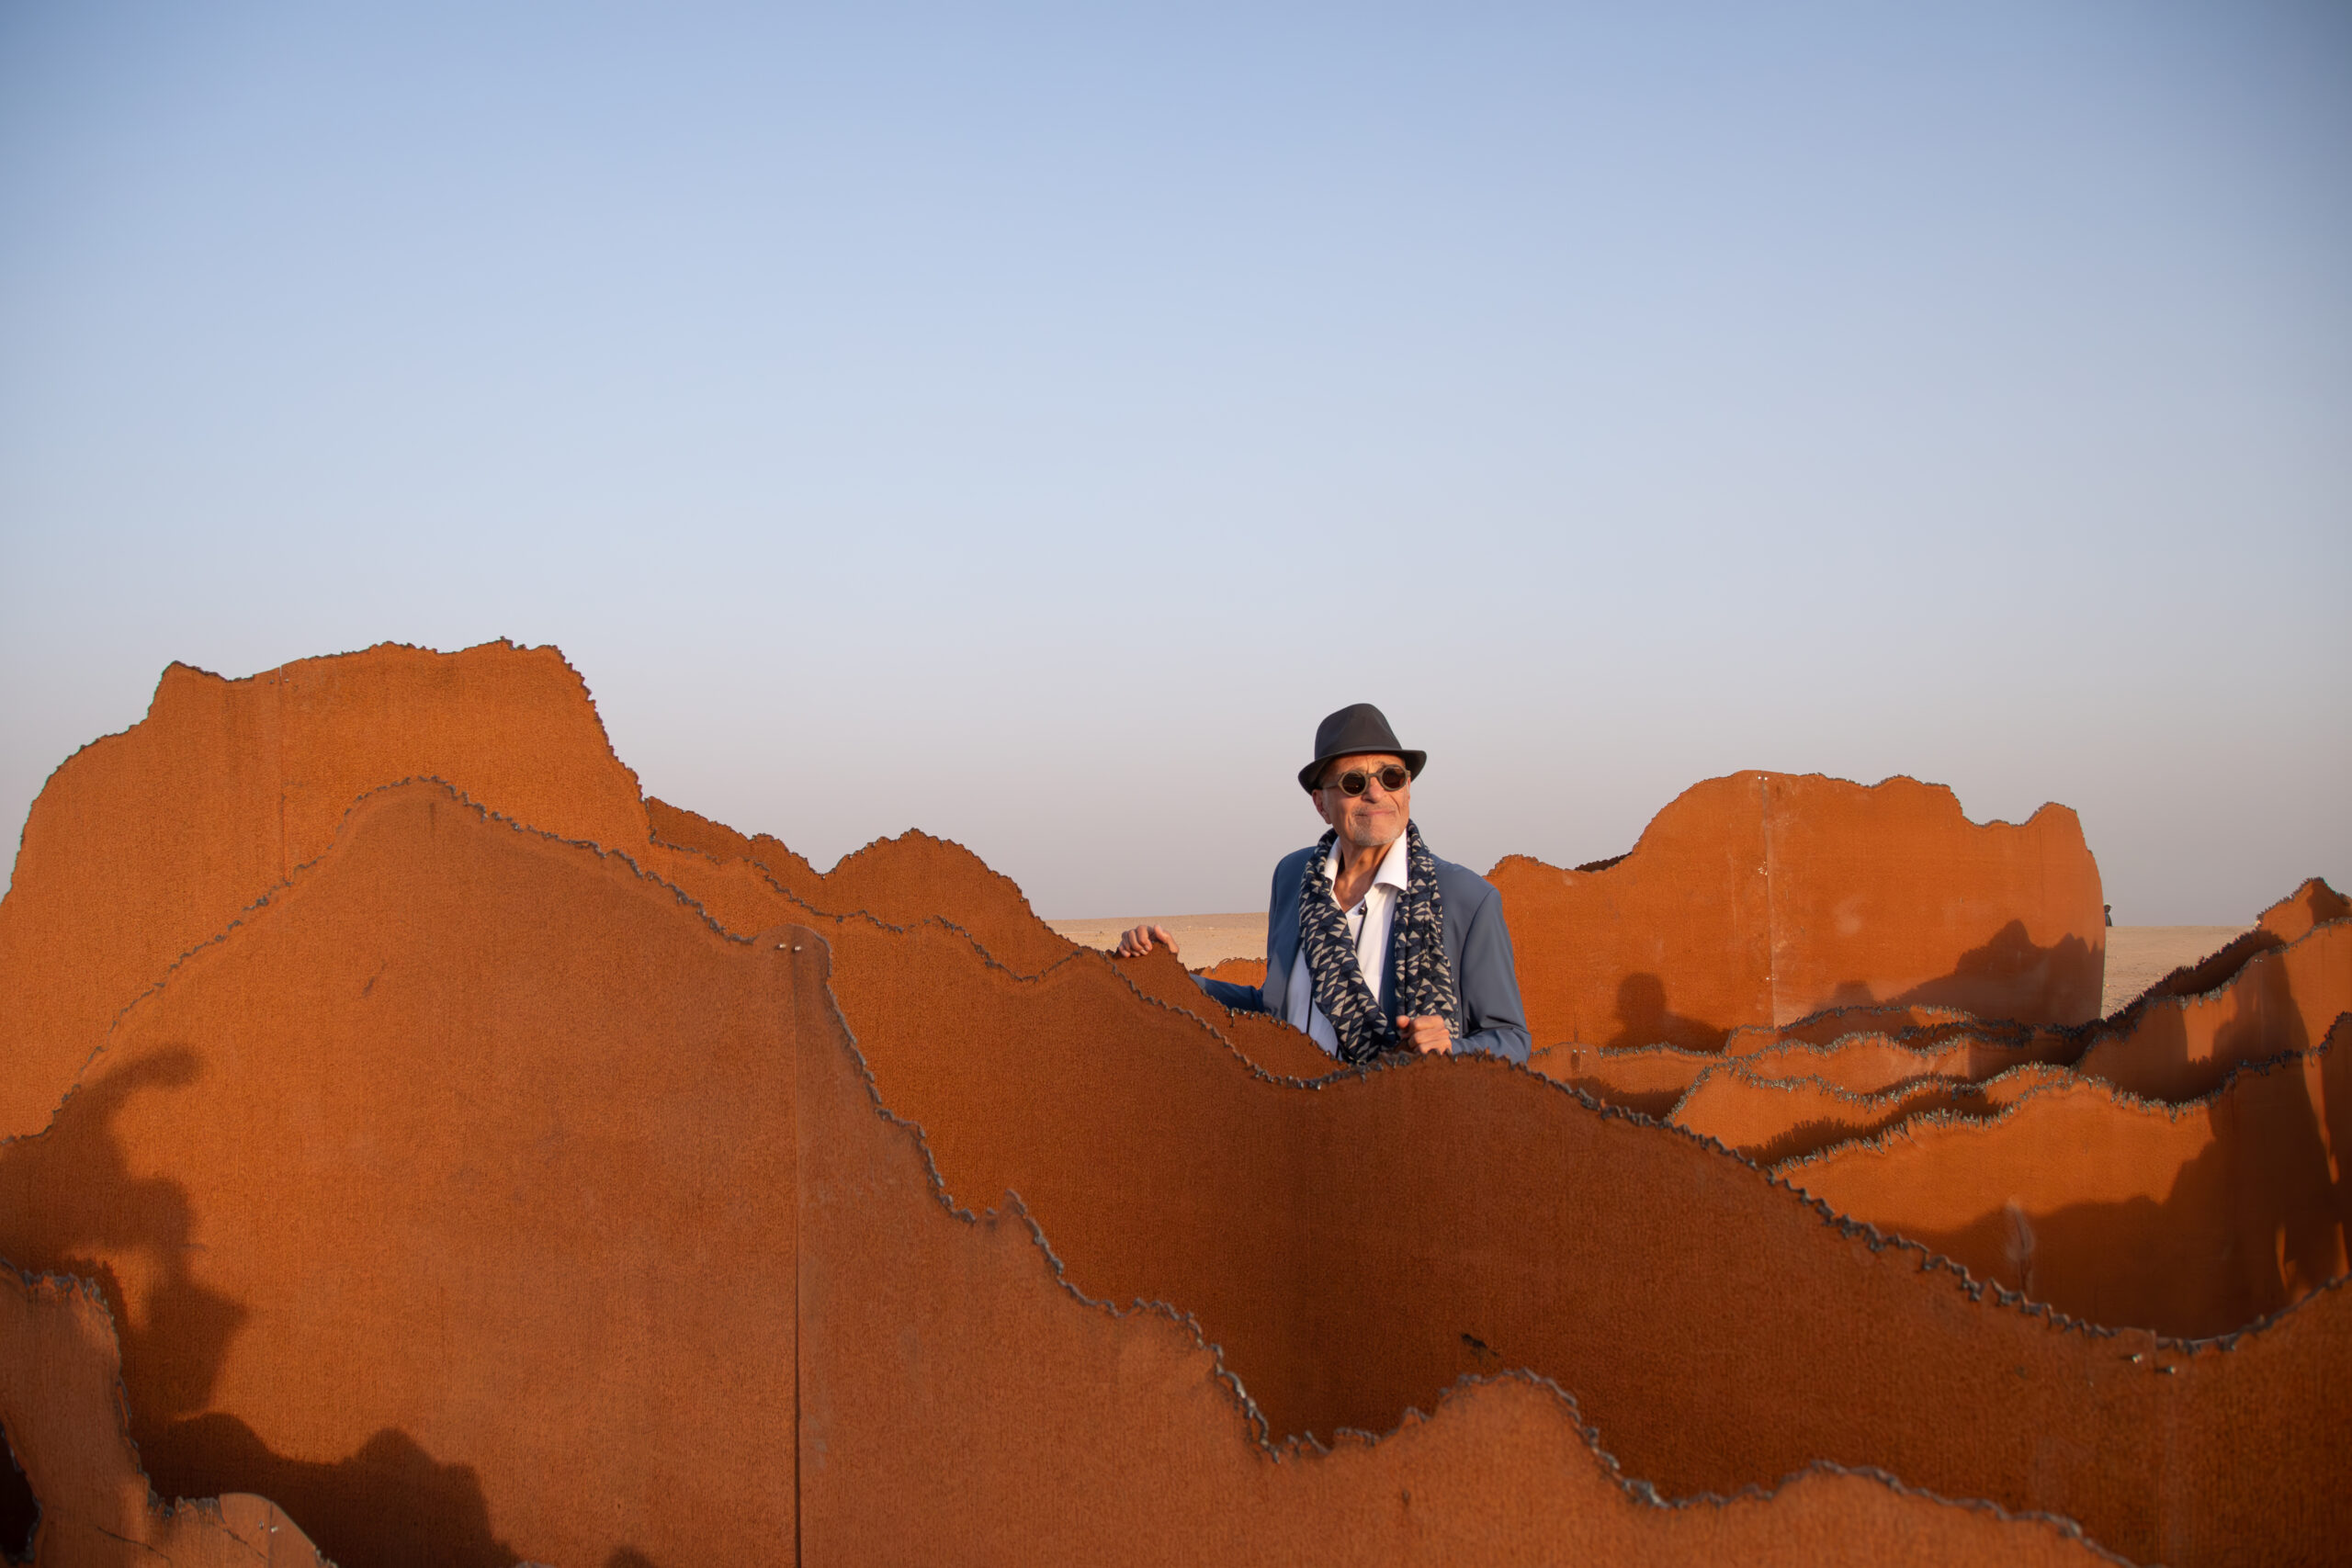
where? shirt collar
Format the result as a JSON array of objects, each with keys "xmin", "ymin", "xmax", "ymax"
[{"xmin": 1319, "ymin": 831, "xmax": 1412, "ymax": 897}]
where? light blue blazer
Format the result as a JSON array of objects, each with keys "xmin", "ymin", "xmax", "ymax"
[{"xmin": 1195, "ymin": 840, "xmax": 1532, "ymax": 1064}]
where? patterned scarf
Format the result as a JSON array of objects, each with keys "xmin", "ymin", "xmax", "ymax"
[{"xmin": 1297, "ymin": 818, "xmax": 1460, "ymax": 1064}]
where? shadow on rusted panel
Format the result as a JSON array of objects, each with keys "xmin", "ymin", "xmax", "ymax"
[
  {"xmin": 787, "ymin": 900, "xmax": 2351, "ymax": 1568},
  {"xmin": 1, "ymin": 1267, "xmax": 330, "ymax": 1566},
  {"xmin": 1780, "ymin": 1016, "xmax": 2351, "ymax": 1339},
  {"xmin": 1490, "ymin": 773, "xmax": 2107, "ymax": 1050},
  {"xmin": 6, "ymin": 642, "xmax": 2349, "ymax": 1568},
  {"xmin": 0, "ymin": 784, "xmax": 798, "ymax": 1568},
  {"xmin": 0, "ymin": 641, "xmax": 654, "ymax": 1144},
  {"xmin": 779, "ymin": 927, "xmax": 2117, "ymax": 1568}
]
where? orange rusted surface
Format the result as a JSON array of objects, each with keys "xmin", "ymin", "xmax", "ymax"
[
  {"xmin": 1111, "ymin": 947, "xmax": 1340, "ymax": 1080},
  {"xmin": 0, "ymin": 641, "xmax": 1084, "ymax": 1149},
  {"xmin": 1722, "ymin": 1004, "xmax": 2031, "ymax": 1055},
  {"xmin": 6, "ymin": 644, "xmax": 2347, "ymax": 1565},
  {"xmin": 0, "ymin": 785, "xmax": 799, "ymax": 1568},
  {"xmin": 811, "ymin": 830, "xmax": 1074, "ymax": 975},
  {"xmin": 1743, "ymin": 1032, "xmax": 2074, "ymax": 1091},
  {"xmin": 650, "ymin": 795, "xmax": 1074, "ymax": 976},
  {"xmin": 1668, "ymin": 1063, "xmax": 2076, "ymax": 1167},
  {"xmin": 782, "ymin": 931, "xmax": 2114, "ymax": 1568},
  {"xmin": 1527, "ymin": 1044, "xmax": 1716, "ymax": 1116},
  {"xmin": 2259, "ymin": 877, "xmax": 2351, "ymax": 945},
  {"xmin": 1195, "ymin": 954, "xmax": 1269, "ymax": 987},
  {"xmin": 1785, "ymin": 1020, "xmax": 2351, "ymax": 1338},
  {"xmin": 1713, "ymin": 888, "xmax": 2348, "ymax": 1104},
  {"xmin": 2122, "ymin": 876, "xmax": 2350, "ymax": 1019},
  {"xmin": 0, "ymin": 642, "xmax": 651, "ymax": 1142},
  {"xmin": 2077, "ymin": 920, "xmax": 2350, "ymax": 1100},
  {"xmin": 1, "ymin": 1269, "xmax": 329, "ymax": 1567},
  {"xmin": 1492, "ymin": 773, "xmax": 2105, "ymax": 1050},
  {"xmin": 805, "ymin": 905, "xmax": 2348, "ymax": 1567}
]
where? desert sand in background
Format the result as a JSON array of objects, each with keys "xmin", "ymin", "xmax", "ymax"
[
  {"xmin": 1048, "ymin": 912, "xmax": 1266, "ymax": 970},
  {"xmin": 1047, "ymin": 916, "xmax": 2255, "ymax": 1020},
  {"xmin": 2100, "ymin": 926, "xmax": 2253, "ymax": 1015}
]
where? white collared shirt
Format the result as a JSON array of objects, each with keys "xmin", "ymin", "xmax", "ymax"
[{"xmin": 1285, "ymin": 832, "xmax": 1411, "ymax": 1056}]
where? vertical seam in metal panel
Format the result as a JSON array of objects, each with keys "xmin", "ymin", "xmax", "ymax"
[
  {"xmin": 1759, "ymin": 773, "xmax": 1780, "ymax": 1027},
  {"xmin": 794, "ymin": 940, "xmax": 807, "ymax": 1568}
]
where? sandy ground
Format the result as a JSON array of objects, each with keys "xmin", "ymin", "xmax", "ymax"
[
  {"xmin": 1048, "ymin": 917, "xmax": 2255, "ymax": 1020},
  {"xmin": 1047, "ymin": 913, "xmax": 1266, "ymax": 969}
]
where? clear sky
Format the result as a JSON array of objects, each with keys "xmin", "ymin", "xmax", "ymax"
[{"xmin": 2, "ymin": 2, "xmax": 2346, "ymax": 921}]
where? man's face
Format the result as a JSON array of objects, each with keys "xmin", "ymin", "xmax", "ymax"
[{"xmin": 1312, "ymin": 751, "xmax": 1412, "ymax": 852}]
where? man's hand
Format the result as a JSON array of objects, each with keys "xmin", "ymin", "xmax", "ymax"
[
  {"xmin": 1114, "ymin": 924, "xmax": 1180, "ymax": 959},
  {"xmin": 1397, "ymin": 1015, "xmax": 1453, "ymax": 1054}
]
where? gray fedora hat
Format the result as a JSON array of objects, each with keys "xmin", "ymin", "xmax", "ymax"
[{"xmin": 1297, "ymin": 703, "xmax": 1427, "ymax": 793}]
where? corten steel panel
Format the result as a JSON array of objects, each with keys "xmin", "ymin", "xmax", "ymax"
[
  {"xmin": 1689, "ymin": 890, "xmax": 2348, "ymax": 1104},
  {"xmin": 2258, "ymin": 878, "xmax": 2352, "ymax": 945},
  {"xmin": 1725, "ymin": 1034, "xmax": 2067, "ymax": 1094},
  {"xmin": 1491, "ymin": 773, "xmax": 2105, "ymax": 1049},
  {"xmin": 1113, "ymin": 947, "xmax": 1342, "ymax": 1080},
  {"xmin": 0, "ymin": 784, "xmax": 798, "ymax": 1568},
  {"xmin": 1667, "ymin": 1064, "xmax": 2075, "ymax": 1168},
  {"xmin": 641, "ymin": 828, "xmax": 1345, "ymax": 1085},
  {"xmin": 804, "ymin": 907, "xmax": 2352, "ymax": 1567},
  {"xmin": 1195, "ymin": 955, "xmax": 1270, "ymax": 987},
  {"xmin": 1719, "ymin": 1004, "xmax": 2041, "ymax": 1055},
  {"xmin": 2075, "ymin": 921, "xmax": 2351, "ymax": 1100},
  {"xmin": 1, "ymin": 1267, "xmax": 329, "ymax": 1567},
  {"xmin": 0, "ymin": 642, "xmax": 653, "ymax": 1140},
  {"xmin": 651, "ymin": 796, "xmax": 1077, "ymax": 977},
  {"xmin": 4, "ymin": 645, "xmax": 2341, "ymax": 1563},
  {"xmin": 1782, "ymin": 1025, "xmax": 2351, "ymax": 1340},
  {"xmin": 1712, "ymin": 879, "xmax": 2346, "ymax": 1066},
  {"xmin": 780, "ymin": 929, "xmax": 2114, "ymax": 1568},
  {"xmin": 2118, "ymin": 882, "xmax": 2341, "ymax": 1014},
  {"xmin": 1528, "ymin": 1044, "xmax": 1718, "ymax": 1118}
]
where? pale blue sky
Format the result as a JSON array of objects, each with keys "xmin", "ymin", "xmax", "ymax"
[{"xmin": 3, "ymin": 2, "xmax": 2346, "ymax": 920}]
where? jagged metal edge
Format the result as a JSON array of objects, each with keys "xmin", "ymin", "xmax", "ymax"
[
  {"xmin": 780, "ymin": 932, "xmax": 2133, "ymax": 1560},
  {"xmin": 1775, "ymin": 1022, "xmax": 2350, "ymax": 1168},
  {"xmin": 0, "ymin": 639, "xmax": 640, "ymax": 1144},
  {"xmin": 1673, "ymin": 1056, "xmax": 2079, "ymax": 1132},
  {"xmin": 26, "ymin": 774, "xmax": 2344, "ymax": 1365},
  {"xmin": 0, "ymin": 1261, "xmax": 342, "ymax": 1564},
  {"xmin": 10, "ymin": 779, "xmax": 2324, "ymax": 1555},
  {"xmin": 650, "ymin": 810, "xmax": 1363, "ymax": 1089},
  {"xmin": 702, "ymin": 828, "xmax": 2352, "ymax": 1359}
]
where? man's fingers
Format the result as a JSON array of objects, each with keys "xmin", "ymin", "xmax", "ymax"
[
  {"xmin": 1114, "ymin": 924, "xmax": 1170, "ymax": 957},
  {"xmin": 1397, "ymin": 1016, "xmax": 1453, "ymax": 1054},
  {"xmin": 1111, "ymin": 924, "xmax": 1183, "ymax": 959}
]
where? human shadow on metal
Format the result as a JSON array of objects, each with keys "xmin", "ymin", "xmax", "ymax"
[
  {"xmin": 1604, "ymin": 974, "xmax": 1721, "ymax": 1052},
  {"xmin": 1883, "ymin": 920, "xmax": 2101, "ymax": 1023},
  {"xmin": 0, "ymin": 1423, "xmax": 32, "ymax": 1564},
  {"xmin": 140, "ymin": 1417, "xmax": 523, "ymax": 1568},
  {"xmin": 0, "ymin": 1048, "xmax": 246, "ymax": 1425}
]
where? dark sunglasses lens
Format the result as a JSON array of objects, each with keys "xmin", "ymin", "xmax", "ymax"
[{"xmin": 1334, "ymin": 766, "xmax": 1409, "ymax": 795}]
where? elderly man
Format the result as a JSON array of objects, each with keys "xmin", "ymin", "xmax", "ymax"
[{"xmin": 1117, "ymin": 703, "xmax": 1531, "ymax": 1065}]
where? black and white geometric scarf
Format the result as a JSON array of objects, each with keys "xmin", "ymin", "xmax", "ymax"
[{"xmin": 1298, "ymin": 818, "xmax": 1460, "ymax": 1065}]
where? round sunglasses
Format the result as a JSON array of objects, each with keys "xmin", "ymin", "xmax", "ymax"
[{"xmin": 1322, "ymin": 764, "xmax": 1411, "ymax": 796}]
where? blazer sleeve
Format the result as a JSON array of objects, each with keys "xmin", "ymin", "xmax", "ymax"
[
  {"xmin": 1194, "ymin": 976, "xmax": 1269, "ymax": 1013},
  {"xmin": 1451, "ymin": 879, "xmax": 1532, "ymax": 1064}
]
